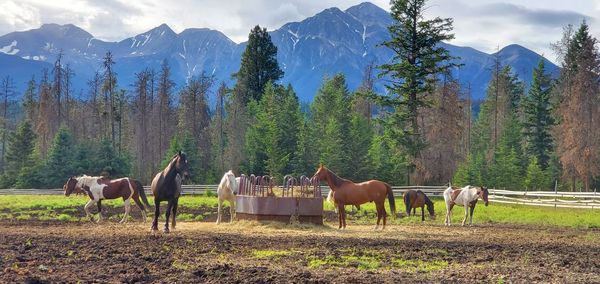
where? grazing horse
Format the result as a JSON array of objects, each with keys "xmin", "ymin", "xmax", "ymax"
[
  {"xmin": 327, "ymin": 190, "xmax": 360, "ymax": 213},
  {"xmin": 63, "ymin": 175, "xmax": 150, "ymax": 223},
  {"xmin": 151, "ymin": 151, "xmax": 190, "ymax": 233},
  {"xmin": 403, "ymin": 190, "xmax": 435, "ymax": 222},
  {"xmin": 313, "ymin": 165, "xmax": 395, "ymax": 229},
  {"xmin": 443, "ymin": 185, "xmax": 489, "ymax": 226},
  {"xmin": 216, "ymin": 170, "xmax": 240, "ymax": 224}
]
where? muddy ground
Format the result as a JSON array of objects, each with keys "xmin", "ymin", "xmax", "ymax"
[{"xmin": 1, "ymin": 210, "xmax": 600, "ymax": 283}]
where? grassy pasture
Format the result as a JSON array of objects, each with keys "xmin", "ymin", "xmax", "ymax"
[{"xmin": 1, "ymin": 195, "xmax": 600, "ymax": 228}]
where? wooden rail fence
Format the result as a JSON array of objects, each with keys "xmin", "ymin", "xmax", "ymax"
[{"xmin": 2, "ymin": 185, "xmax": 600, "ymax": 209}]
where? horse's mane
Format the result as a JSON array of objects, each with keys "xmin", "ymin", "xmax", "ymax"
[{"xmin": 325, "ymin": 168, "xmax": 350, "ymax": 187}]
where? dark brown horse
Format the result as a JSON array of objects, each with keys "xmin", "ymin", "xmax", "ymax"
[
  {"xmin": 313, "ymin": 165, "xmax": 395, "ymax": 229},
  {"xmin": 403, "ymin": 190, "xmax": 435, "ymax": 222},
  {"xmin": 63, "ymin": 175, "xmax": 150, "ymax": 223},
  {"xmin": 151, "ymin": 151, "xmax": 190, "ymax": 233}
]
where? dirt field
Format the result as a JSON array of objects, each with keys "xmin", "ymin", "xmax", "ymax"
[{"xmin": 2, "ymin": 213, "xmax": 600, "ymax": 284}]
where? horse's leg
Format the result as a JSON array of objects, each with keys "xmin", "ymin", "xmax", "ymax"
[
  {"xmin": 229, "ymin": 198, "xmax": 235, "ymax": 223},
  {"xmin": 96, "ymin": 200, "xmax": 103, "ymax": 223},
  {"xmin": 445, "ymin": 203, "xmax": 454, "ymax": 226},
  {"xmin": 421, "ymin": 207, "xmax": 425, "ymax": 223},
  {"xmin": 469, "ymin": 204, "xmax": 475, "ymax": 226},
  {"xmin": 84, "ymin": 200, "xmax": 94, "ymax": 221},
  {"xmin": 171, "ymin": 199, "xmax": 178, "ymax": 230},
  {"xmin": 216, "ymin": 198, "xmax": 222, "ymax": 225},
  {"xmin": 337, "ymin": 203, "xmax": 344, "ymax": 229},
  {"xmin": 461, "ymin": 204, "xmax": 469, "ymax": 226},
  {"xmin": 382, "ymin": 201, "xmax": 388, "ymax": 229},
  {"xmin": 120, "ymin": 198, "xmax": 131, "ymax": 224},
  {"xmin": 164, "ymin": 200, "xmax": 173, "ymax": 233},
  {"xmin": 151, "ymin": 199, "xmax": 160, "ymax": 231},
  {"xmin": 374, "ymin": 202, "xmax": 383, "ymax": 230},
  {"xmin": 341, "ymin": 205, "xmax": 347, "ymax": 229}
]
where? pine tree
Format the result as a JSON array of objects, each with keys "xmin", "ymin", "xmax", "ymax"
[
  {"xmin": 347, "ymin": 112, "xmax": 373, "ymax": 181},
  {"xmin": 234, "ymin": 25, "xmax": 284, "ymax": 103},
  {"xmin": 522, "ymin": 59, "xmax": 554, "ymax": 169},
  {"xmin": 0, "ymin": 76, "xmax": 16, "ymax": 172},
  {"xmin": 156, "ymin": 60, "xmax": 176, "ymax": 159},
  {"xmin": 524, "ymin": 157, "xmax": 548, "ymax": 190},
  {"xmin": 310, "ymin": 74, "xmax": 352, "ymax": 176},
  {"xmin": 0, "ymin": 120, "xmax": 36, "ymax": 187},
  {"xmin": 101, "ymin": 51, "xmax": 118, "ymax": 145},
  {"xmin": 452, "ymin": 153, "xmax": 484, "ymax": 187},
  {"xmin": 36, "ymin": 70, "xmax": 52, "ymax": 158},
  {"xmin": 132, "ymin": 69, "xmax": 154, "ymax": 182},
  {"xmin": 555, "ymin": 22, "xmax": 600, "ymax": 191},
  {"xmin": 210, "ymin": 82, "xmax": 228, "ymax": 179},
  {"xmin": 178, "ymin": 73, "xmax": 213, "ymax": 179},
  {"xmin": 377, "ymin": 0, "xmax": 459, "ymax": 184},
  {"xmin": 43, "ymin": 127, "xmax": 77, "ymax": 188},
  {"xmin": 22, "ymin": 77, "xmax": 38, "ymax": 124}
]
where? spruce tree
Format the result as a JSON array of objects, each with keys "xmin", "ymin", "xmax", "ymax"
[
  {"xmin": 234, "ymin": 25, "xmax": 283, "ymax": 103},
  {"xmin": 43, "ymin": 127, "xmax": 77, "ymax": 188},
  {"xmin": 524, "ymin": 157, "xmax": 548, "ymax": 190},
  {"xmin": 378, "ymin": 0, "xmax": 459, "ymax": 184},
  {"xmin": 0, "ymin": 120, "xmax": 36, "ymax": 187},
  {"xmin": 522, "ymin": 59, "xmax": 554, "ymax": 169}
]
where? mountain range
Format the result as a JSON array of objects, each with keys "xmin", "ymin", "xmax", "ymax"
[{"xmin": 0, "ymin": 2, "xmax": 559, "ymax": 103}]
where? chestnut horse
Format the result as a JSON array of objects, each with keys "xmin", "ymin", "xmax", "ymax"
[
  {"xmin": 403, "ymin": 190, "xmax": 435, "ymax": 222},
  {"xmin": 443, "ymin": 185, "xmax": 489, "ymax": 226},
  {"xmin": 151, "ymin": 151, "xmax": 190, "ymax": 233},
  {"xmin": 313, "ymin": 165, "xmax": 395, "ymax": 229},
  {"xmin": 63, "ymin": 175, "xmax": 150, "ymax": 223}
]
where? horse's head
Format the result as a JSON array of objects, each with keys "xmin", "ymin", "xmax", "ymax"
[
  {"xmin": 312, "ymin": 164, "xmax": 327, "ymax": 181},
  {"xmin": 174, "ymin": 151, "xmax": 190, "ymax": 180},
  {"xmin": 63, "ymin": 177, "xmax": 78, "ymax": 197},
  {"xmin": 478, "ymin": 186, "xmax": 489, "ymax": 206},
  {"xmin": 427, "ymin": 202, "xmax": 435, "ymax": 218}
]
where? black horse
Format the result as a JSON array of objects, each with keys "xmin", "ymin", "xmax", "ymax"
[{"xmin": 151, "ymin": 151, "xmax": 190, "ymax": 233}]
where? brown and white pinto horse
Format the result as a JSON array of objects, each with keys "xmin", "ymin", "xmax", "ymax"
[
  {"xmin": 403, "ymin": 190, "xmax": 435, "ymax": 222},
  {"xmin": 63, "ymin": 175, "xmax": 150, "ymax": 223},
  {"xmin": 313, "ymin": 165, "xmax": 396, "ymax": 229},
  {"xmin": 443, "ymin": 185, "xmax": 489, "ymax": 226},
  {"xmin": 151, "ymin": 151, "xmax": 190, "ymax": 233}
]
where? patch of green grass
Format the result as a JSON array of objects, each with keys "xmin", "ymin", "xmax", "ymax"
[
  {"xmin": 15, "ymin": 214, "xmax": 32, "ymax": 220},
  {"xmin": 308, "ymin": 254, "xmax": 380, "ymax": 270},
  {"xmin": 56, "ymin": 214, "xmax": 76, "ymax": 222},
  {"xmin": 392, "ymin": 258, "xmax": 448, "ymax": 273},
  {"xmin": 177, "ymin": 213, "xmax": 195, "ymax": 221},
  {"xmin": 171, "ymin": 260, "xmax": 192, "ymax": 271},
  {"xmin": 251, "ymin": 249, "xmax": 294, "ymax": 259}
]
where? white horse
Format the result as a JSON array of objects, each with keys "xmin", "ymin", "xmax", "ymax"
[
  {"xmin": 216, "ymin": 170, "xmax": 239, "ymax": 224},
  {"xmin": 443, "ymin": 184, "xmax": 489, "ymax": 226},
  {"xmin": 327, "ymin": 190, "xmax": 360, "ymax": 213}
]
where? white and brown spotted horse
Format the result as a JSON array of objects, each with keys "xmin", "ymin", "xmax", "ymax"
[
  {"xmin": 63, "ymin": 175, "xmax": 151, "ymax": 223},
  {"xmin": 443, "ymin": 184, "xmax": 489, "ymax": 226}
]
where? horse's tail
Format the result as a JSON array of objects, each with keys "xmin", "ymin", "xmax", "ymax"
[
  {"xmin": 403, "ymin": 191, "xmax": 411, "ymax": 216},
  {"xmin": 135, "ymin": 179, "xmax": 151, "ymax": 209},
  {"xmin": 385, "ymin": 183, "xmax": 396, "ymax": 218}
]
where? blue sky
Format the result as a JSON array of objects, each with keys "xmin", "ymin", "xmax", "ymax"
[{"xmin": 0, "ymin": 0, "xmax": 597, "ymax": 61}]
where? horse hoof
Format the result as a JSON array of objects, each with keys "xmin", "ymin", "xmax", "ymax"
[
  {"xmin": 163, "ymin": 228, "xmax": 170, "ymax": 233},
  {"xmin": 151, "ymin": 226, "xmax": 158, "ymax": 231}
]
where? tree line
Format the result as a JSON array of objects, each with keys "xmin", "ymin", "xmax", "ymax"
[{"xmin": 0, "ymin": 0, "xmax": 598, "ymax": 191}]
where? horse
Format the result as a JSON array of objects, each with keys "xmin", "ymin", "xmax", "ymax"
[
  {"xmin": 216, "ymin": 170, "xmax": 240, "ymax": 224},
  {"xmin": 443, "ymin": 185, "xmax": 489, "ymax": 226},
  {"xmin": 313, "ymin": 165, "xmax": 395, "ymax": 229},
  {"xmin": 327, "ymin": 190, "xmax": 360, "ymax": 214},
  {"xmin": 150, "ymin": 151, "xmax": 190, "ymax": 233},
  {"xmin": 403, "ymin": 190, "xmax": 435, "ymax": 222},
  {"xmin": 63, "ymin": 175, "xmax": 150, "ymax": 223}
]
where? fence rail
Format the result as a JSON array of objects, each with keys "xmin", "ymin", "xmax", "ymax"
[{"xmin": 2, "ymin": 185, "xmax": 600, "ymax": 209}]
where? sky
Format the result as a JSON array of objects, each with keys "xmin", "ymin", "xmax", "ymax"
[{"xmin": 0, "ymin": 0, "xmax": 598, "ymax": 62}]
